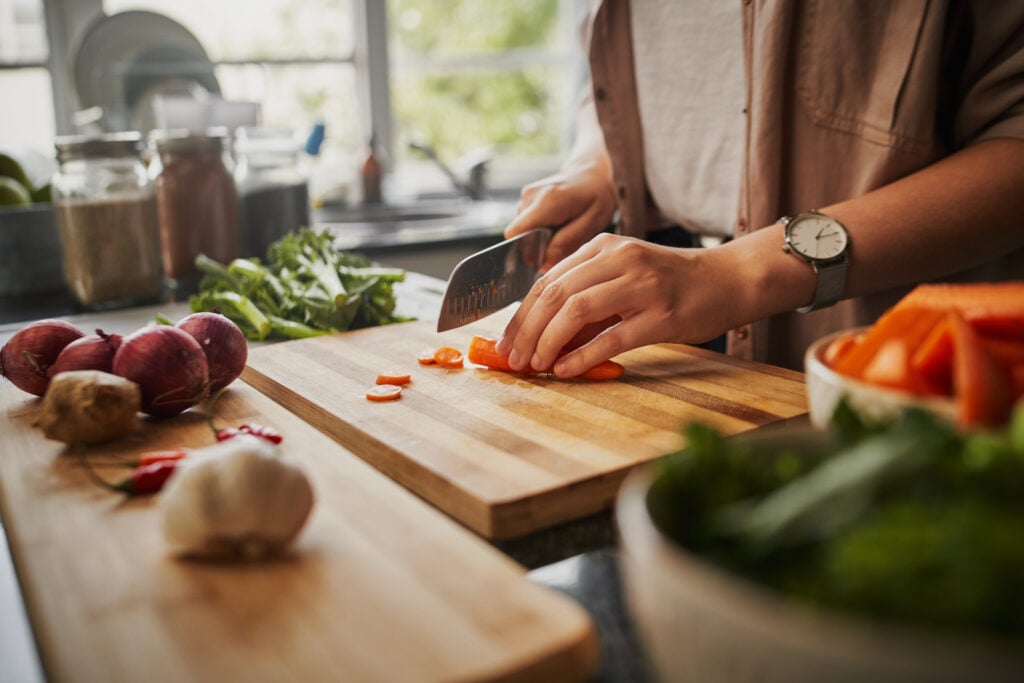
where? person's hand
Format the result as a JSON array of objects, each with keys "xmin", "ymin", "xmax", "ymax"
[
  {"xmin": 496, "ymin": 233, "xmax": 750, "ymax": 378},
  {"xmin": 504, "ymin": 161, "xmax": 617, "ymax": 271}
]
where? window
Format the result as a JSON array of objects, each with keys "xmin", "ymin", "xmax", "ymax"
[
  {"xmin": 1, "ymin": 0, "xmax": 584, "ymax": 196},
  {"xmin": 0, "ymin": 0, "xmax": 55, "ymax": 153}
]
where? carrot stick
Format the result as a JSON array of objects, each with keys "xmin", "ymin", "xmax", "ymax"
[
  {"xmin": 949, "ymin": 311, "xmax": 1013, "ymax": 428},
  {"xmin": 467, "ymin": 335, "xmax": 625, "ymax": 380},
  {"xmin": 580, "ymin": 360, "xmax": 626, "ymax": 381},
  {"xmin": 467, "ymin": 336, "xmax": 513, "ymax": 371}
]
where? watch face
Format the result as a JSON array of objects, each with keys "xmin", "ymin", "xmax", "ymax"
[{"xmin": 787, "ymin": 214, "xmax": 849, "ymax": 260}]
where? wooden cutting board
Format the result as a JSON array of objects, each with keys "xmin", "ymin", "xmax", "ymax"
[
  {"xmin": 0, "ymin": 381, "xmax": 597, "ymax": 683},
  {"xmin": 243, "ymin": 317, "xmax": 809, "ymax": 539}
]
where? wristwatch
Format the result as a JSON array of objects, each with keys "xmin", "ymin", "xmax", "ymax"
[{"xmin": 779, "ymin": 210, "xmax": 850, "ymax": 313}]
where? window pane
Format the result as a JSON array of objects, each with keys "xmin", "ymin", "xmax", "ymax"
[
  {"xmin": 0, "ymin": 0, "xmax": 48, "ymax": 63},
  {"xmin": 103, "ymin": 0, "xmax": 354, "ymax": 60},
  {"xmin": 390, "ymin": 0, "xmax": 561, "ymax": 57},
  {"xmin": 0, "ymin": 69, "xmax": 55, "ymax": 153},
  {"xmin": 215, "ymin": 63, "xmax": 358, "ymax": 148},
  {"xmin": 392, "ymin": 66, "xmax": 568, "ymax": 160}
]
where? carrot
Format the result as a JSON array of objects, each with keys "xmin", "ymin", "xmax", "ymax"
[
  {"xmin": 861, "ymin": 339, "xmax": 914, "ymax": 390},
  {"xmin": 467, "ymin": 335, "xmax": 625, "ymax": 380},
  {"xmin": 580, "ymin": 360, "xmax": 626, "ymax": 381},
  {"xmin": 894, "ymin": 282, "xmax": 1024, "ymax": 339},
  {"xmin": 433, "ymin": 346, "xmax": 464, "ymax": 368},
  {"xmin": 834, "ymin": 306, "xmax": 946, "ymax": 380},
  {"xmin": 467, "ymin": 336, "xmax": 513, "ymax": 371},
  {"xmin": 416, "ymin": 349, "xmax": 437, "ymax": 365},
  {"xmin": 822, "ymin": 332, "xmax": 861, "ymax": 367},
  {"xmin": 366, "ymin": 384, "xmax": 402, "ymax": 401},
  {"xmin": 376, "ymin": 371, "xmax": 411, "ymax": 386},
  {"xmin": 911, "ymin": 315, "xmax": 955, "ymax": 396},
  {"xmin": 948, "ymin": 311, "xmax": 1013, "ymax": 428}
]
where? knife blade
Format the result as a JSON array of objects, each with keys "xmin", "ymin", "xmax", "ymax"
[{"xmin": 437, "ymin": 227, "xmax": 552, "ymax": 332}]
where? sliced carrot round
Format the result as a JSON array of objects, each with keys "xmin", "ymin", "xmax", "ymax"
[
  {"xmin": 416, "ymin": 349, "xmax": 437, "ymax": 365},
  {"xmin": 376, "ymin": 371, "xmax": 412, "ymax": 386},
  {"xmin": 366, "ymin": 384, "xmax": 403, "ymax": 401},
  {"xmin": 433, "ymin": 346, "xmax": 464, "ymax": 368}
]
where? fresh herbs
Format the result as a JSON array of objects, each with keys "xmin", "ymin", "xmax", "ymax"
[
  {"xmin": 648, "ymin": 400, "xmax": 1024, "ymax": 635},
  {"xmin": 189, "ymin": 227, "xmax": 411, "ymax": 340}
]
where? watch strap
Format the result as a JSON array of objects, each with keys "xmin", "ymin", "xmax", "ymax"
[{"xmin": 799, "ymin": 259, "xmax": 848, "ymax": 313}]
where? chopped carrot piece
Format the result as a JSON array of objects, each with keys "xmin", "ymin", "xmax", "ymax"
[
  {"xmin": 416, "ymin": 349, "xmax": 437, "ymax": 365},
  {"xmin": 861, "ymin": 338, "xmax": 928, "ymax": 393},
  {"xmin": 834, "ymin": 307, "xmax": 946, "ymax": 380},
  {"xmin": 433, "ymin": 346, "xmax": 464, "ymax": 368},
  {"xmin": 376, "ymin": 371, "xmax": 411, "ymax": 386},
  {"xmin": 366, "ymin": 384, "xmax": 403, "ymax": 401},
  {"xmin": 948, "ymin": 311, "xmax": 1012, "ymax": 428},
  {"xmin": 467, "ymin": 336, "xmax": 513, "ymax": 371},
  {"xmin": 911, "ymin": 315, "xmax": 955, "ymax": 396},
  {"xmin": 822, "ymin": 333, "xmax": 860, "ymax": 367},
  {"xmin": 580, "ymin": 360, "xmax": 626, "ymax": 381}
]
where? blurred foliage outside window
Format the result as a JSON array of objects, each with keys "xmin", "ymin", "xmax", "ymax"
[{"xmin": 389, "ymin": 0, "xmax": 577, "ymax": 166}]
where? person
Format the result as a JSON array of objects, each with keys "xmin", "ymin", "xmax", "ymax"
[{"xmin": 496, "ymin": 0, "xmax": 1024, "ymax": 378}]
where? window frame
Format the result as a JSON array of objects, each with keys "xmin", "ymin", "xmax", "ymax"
[{"xmin": 8, "ymin": 0, "xmax": 584, "ymax": 188}]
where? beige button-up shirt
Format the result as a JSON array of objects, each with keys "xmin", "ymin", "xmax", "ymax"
[{"xmin": 585, "ymin": 0, "xmax": 1024, "ymax": 369}]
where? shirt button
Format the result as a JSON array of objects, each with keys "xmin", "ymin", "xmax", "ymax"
[
  {"xmin": 617, "ymin": 185, "xmax": 627, "ymax": 199},
  {"xmin": 735, "ymin": 326, "xmax": 749, "ymax": 340},
  {"xmin": 594, "ymin": 87, "xmax": 608, "ymax": 101}
]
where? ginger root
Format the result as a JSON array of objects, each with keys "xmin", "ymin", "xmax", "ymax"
[{"xmin": 35, "ymin": 370, "xmax": 141, "ymax": 445}]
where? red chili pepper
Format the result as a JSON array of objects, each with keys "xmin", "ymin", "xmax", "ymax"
[
  {"xmin": 216, "ymin": 423, "xmax": 283, "ymax": 444},
  {"xmin": 136, "ymin": 449, "xmax": 189, "ymax": 467},
  {"xmin": 114, "ymin": 460, "xmax": 178, "ymax": 496}
]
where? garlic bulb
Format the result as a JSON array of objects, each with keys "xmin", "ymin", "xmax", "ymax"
[{"xmin": 159, "ymin": 435, "xmax": 315, "ymax": 560}]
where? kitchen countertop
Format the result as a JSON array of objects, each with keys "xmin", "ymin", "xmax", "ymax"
[{"xmin": 0, "ymin": 270, "xmax": 655, "ymax": 683}]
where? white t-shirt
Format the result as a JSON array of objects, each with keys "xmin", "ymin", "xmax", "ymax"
[{"xmin": 630, "ymin": 0, "xmax": 746, "ymax": 238}]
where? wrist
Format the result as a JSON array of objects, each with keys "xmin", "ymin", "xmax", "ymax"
[{"xmin": 723, "ymin": 223, "xmax": 819, "ymax": 319}]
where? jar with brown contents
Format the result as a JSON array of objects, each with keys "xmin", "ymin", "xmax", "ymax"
[
  {"xmin": 52, "ymin": 133, "xmax": 163, "ymax": 309},
  {"xmin": 151, "ymin": 128, "xmax": 239, "ymax": 292}
]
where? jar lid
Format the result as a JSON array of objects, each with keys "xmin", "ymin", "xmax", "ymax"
[
  {"xmin": 150, "ymin": 127, "xmax": 229, "ymax": 154},
  {"xmin": 55, "ymin": 132, "xmax": 144, "ymax": 162}
]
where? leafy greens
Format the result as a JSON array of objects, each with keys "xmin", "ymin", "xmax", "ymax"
[{"xmin": 189, "ymin": 228, "xmax": 412, "ymax": 340}]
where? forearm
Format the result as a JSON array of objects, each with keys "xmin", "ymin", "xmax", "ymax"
[
  {"xmin": 733, "ymin": 137, "xmax": 1024, "ymax": 320},
  {"xmin": 563, "ymin": 92, "xmax": 613, "ymax": 180}
]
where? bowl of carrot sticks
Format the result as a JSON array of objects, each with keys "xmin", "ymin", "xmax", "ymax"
[{"xmin": 804, "ymin": 281, "xmax": 1024, "ymax": 431}]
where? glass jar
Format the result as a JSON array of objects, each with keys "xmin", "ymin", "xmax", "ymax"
[
  {"xmin": 150, "ymin": 127, "xmax": 240, "ymax": 292},
  {"xmin": 52, "ymin": 132, "xmax": 163, "ymax": 309},
  {"xmin": 234, "ymin": 127, "xmax": 310, "ymax": 259}
]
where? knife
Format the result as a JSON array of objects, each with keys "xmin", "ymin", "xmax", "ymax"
[{"xmin": 437, "ymin": 228, "xmax": 552, "ymax": 332}]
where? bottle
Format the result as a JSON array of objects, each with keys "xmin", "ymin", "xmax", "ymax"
[
  {"xmin": 52, "ymin": 132, "xmax": 163, "ymax": 309},
  {"xmin": 360, "ymin": 131, "xmax": 382, "ymax": 204},
  {"xmin": 234, "ymin": 127, "xmax": 310, "ymax": 259},
  {"xmin": 150, "ymin": 127, "xmax": 240, "ymax": 293}
]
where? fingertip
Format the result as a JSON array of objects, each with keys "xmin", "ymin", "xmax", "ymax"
[{"xmin": 495, "ymin": 335, "xmax": 511, "ymax": 355}]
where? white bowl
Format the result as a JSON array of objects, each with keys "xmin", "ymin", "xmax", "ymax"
[
  {"xmin": 804, "ymin": 328, "xmax": 956, "ymax": 429},
  {"xmin": 616, "ymin": 431, "xmax": 1024, "ymax": 683}
]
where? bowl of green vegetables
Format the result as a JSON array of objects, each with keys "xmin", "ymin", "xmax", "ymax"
[{"xmin": 616, "ymin": 401, "xmax": 1024, "ymax": 683}]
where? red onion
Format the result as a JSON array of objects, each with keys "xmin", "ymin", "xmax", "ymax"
[
  {"xmin": 112, "ymin": 326, "xmax": 210, "ymax": 417},
  {"xmin": 49, "ymin": 329, "xmax": 123, "ymax": 378},
  {"xmin": 175, "ymin": 312, "xmax": 248, "ymax": 392},
  {"xmin": 0, "ymin": 319, "xmax": 85, "ymax": 396}
]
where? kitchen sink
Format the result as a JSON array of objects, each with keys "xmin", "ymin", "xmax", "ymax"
[{"xmin": 313, "ymin": 197, "xmax": 517, "ymax": 252}]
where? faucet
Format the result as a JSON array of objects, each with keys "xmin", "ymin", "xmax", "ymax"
[{"xmin": 408, "ymin": 138, "xmax": 490, "ymax": 200}]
